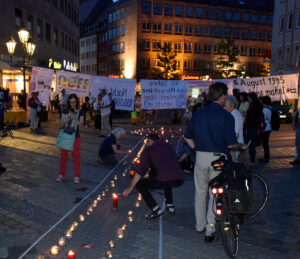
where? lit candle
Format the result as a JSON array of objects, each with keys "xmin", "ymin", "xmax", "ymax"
[
  {"xmin": 112, "ymin": 193, "xmax": 118, "ymax": 210},
  {"xmin": 121, "ymin": 224, "xmax": 127, "ymax": 231},
  {"xmin": 102, "ymin": 191, "xmax": 106, "ymax": 197},
  {"xmin": 122, "ymin": 171, "xmax": 126, "ymax": 177},
  {"xmin": 117, "ymin": 228, "xmax": 124, "ymax": 238},
  {"xmin": 51, "ymin": 245, "xmax": 59, "ymax": 255},
  {"xmin": 58, "ymin": 237, "xmax": 65, "ymax": 246},
  {"xmin": 128, "ymin": 210, "xmax": 133, "ymax": 215},
  {"xmin": 136, "ymin": 160, "xmax": 140, "ymax": 166},
  {"xmin": 135, "ymin": 201, "xmax": 140, "ymax": 207},
  {"xmin": 137, "ymin": 194, "xmax": 142, "ymax": 201},
  {"xmin": 128, "ymin": 216, "xmax": 134, "ymax": 222},
  {"xmin": 106, "ymin": 251, "xmax": 113, "ymax": 258},
  {"xmin": 129, "ymin": 149, "xmax": 132, "ymax": 153},
  {"xmin": 67, "ymin": 250, "xmax": 76, "ymax": 259},
  {"xmin": 88, "ymin": 206, "xmax": 93, "ymax": 213},
  {"xmin": 109, "ymin": 241, "xmax": 115, "ymax": 248},
  {"xmin": 155, "ymin": 130, "xmax": 158, "ymax": 134},
  {"xmin": 111, "ymin": 181, "xmax": 115, "ymax": 187},
  {"xmin": 97, "ymin": 195, "xmax": 102, "ymax": 201},
  {"xmin": 86, "ymin": 211, "xmax": 90, "ymax": 216},
  {"xmin": 114, "ymin": 175, "xmax": 118, "ymax": 180},
  {"xmin": 165, "ymin": 139, "xmax": 169, "ymax": 143},
  {"xmin": 93, "ymin": 200, "xmax": 98, "ymax": 207},
  {"xmin": 129, "ymin": 170, "xmax": 135, "ymax": 180},
  {"xmin": 66, "ymin": 230, "xmax": 72, "ymax": 239},
  {"xmin": 79, "ymin": 214, "xmax": 85, "ymax": 221}
]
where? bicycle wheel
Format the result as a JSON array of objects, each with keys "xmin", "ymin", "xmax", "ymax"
[
  {"xmin": 244, "ymin": 173, "xmax": 268, "ymax": 222},
  {"xmin": 219, "ymin": 199, "xmax": 239, "ymax": 258}
]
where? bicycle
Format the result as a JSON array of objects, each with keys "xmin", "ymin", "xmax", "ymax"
[
  {"xmin": 0, "ymin": 121, "xmax": 14, "ymax": 139},
  {"xmin": 209, "ymin": 153, "xmax": 269, "ymax": 258}
]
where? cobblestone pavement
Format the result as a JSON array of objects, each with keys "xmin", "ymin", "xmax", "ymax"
[{"xmin": 0, "ymin": 114, "xmax": 299, "ymax": 259}]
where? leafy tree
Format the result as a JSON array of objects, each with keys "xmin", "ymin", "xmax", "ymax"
[
  {"xmin": 153, "ymin": 42, "xmax": 181, "ymax": 80},
  {"xmin": 215, "ymin": 39, "xmax": 242, "ymax": 79}
]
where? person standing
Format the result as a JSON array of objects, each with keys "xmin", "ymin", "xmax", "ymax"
[
  {"xmin": 185, "ymin": 82, "xmax": 242, "ymax": 243},
  {"xmin": 17, "ymin": 90, "xmax": 27, "ymax": 110},
  {"xmin": 100, "ymin": 89, "xmax": 111, "ymax": 137},
  {"xmin": 108, "ymin": 93, "xmax": 115, "ymax": 129},
  {"xmin": 260, "ymin": 96, "xmax": 272, "ymax": 163},
  {"xmin": 28, "ymin": 91, "xmax": 41, "ymax": 132},
  {"xmin": 94, "ymin": 94, "xmax": 102, "ymax": 131},
  {"xmin": 49, "ymin": 87, "xmax": 56, "ymax": 113},
  {"xmin": 60, "ymin": 89, "xmax": 69, "ymax": 112},
  {"xmin": 56, "ymin": 94, "xmax": 84, "ymax": 184},
  {"xmin": 239, "ymin": 92, "xmax": 249, "ymax": 118},
  {"xmin": 291, "ymin": 107, "xmax": 300, "ymax": 165}
]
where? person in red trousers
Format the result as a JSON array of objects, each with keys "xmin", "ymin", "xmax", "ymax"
[{"xmin": 56, "ymin": 93, "xmax": 84, "ymax": 184}]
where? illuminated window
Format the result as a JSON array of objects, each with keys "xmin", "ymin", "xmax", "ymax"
[
  {"xmin": 153, "ymin": 41, "xmax": 161, "ymax": 51},
  {"xmin": 164, "ymin": 24, "xmax": 172, "ymax": 34},
  {"xmin": 174, "ymin": 42, "xmax": 181, "ymax": 52},
  {"xmin": 194, "ymin": 43, "xmax": 201, "ymax": 53},
  {"xmin": 185, "ymin": 25, "xmax": 192, "ymax": 35},
  {"xmin": 184, "ymin": 42, "xmax": 192, "ymax": 53},
  {"xmin": 175, "ymin": 24, "xmax": 182, "ymax": 34}
]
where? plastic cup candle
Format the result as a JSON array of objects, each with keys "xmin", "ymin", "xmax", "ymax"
[
  {"xmin": 58, "ymin": 237, "xmax": 65, "ymax": 246},
  {"xmin": 128, "ymin": 216, "xmax": 134, "ymax": 222},
  {"xmin": 93, "ymin": 200, "xmax": 98, "ymax": 207},
  {"xmin": 114, "ymin": 175, "xmax": 118, "ymax": 180},
  {"xmin": 67, "ymin": 250, "xmax": 76, "ymax": 259},
  {"xmin": 111, "ymin": 181, "xmax": 115, "ymax": 187},
  {"xmin": 137, "ymin": 194, "xmax": 142, "ymax": 201},
  {"xmin": 106, "ymin": 251, "xmax": 113, "ymax": 258},
  {"xmin": 66, "ymin": 230, "xmax": 72, "ymax": 239},
  {"xmin": 117, "ymin": 228, "xmax": 124, "ymax": 238},
  {"xmin": 97, "ymin": 195, "xmax": 102, "ymax": 201},
  {"xmin": 79, "ymin": 214, "xmax": 85, "ymax": 222},
  {"xmin": 121, "ymin": 224, "xmax": 127, "ymax": 231},
  {"xmin": 128, "ymin": 210, "xmax": 133, "ymax": 216},
  {"xmin": 102, "ymin": 191, "xmax": 106, "ymax": 197},
  {"xmin": 129, "ymin": 170, "xmax": 135, "ymax": 180},
  {"xmin": 135, "ymin": 201, "xmax": 140, "ymax": 207},
  {"xmin": 112, "ymin": 193, "xmax": 119, "ymax": 210},
  {"xmin": 51, "ymin": 245, "xmax": 59, "ymax": 255},
  {"xmin": 122, "ymin": 171, "xmax": 126, "ymax": 177},
  {"xmin": 136, "ymin": 160, "xmax": 140, "ymax": 166},
  {"xmin": 109, "ymin": 241, "xmax": 115, "ymax": 248}
]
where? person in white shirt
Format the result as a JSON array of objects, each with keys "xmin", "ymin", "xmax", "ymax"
[
  {"xmin": 225, "ymin": 96, "xmax": 244, "ymax": 162},
  {"xmin": 49, "ymin": 88, "xmax": 56, "ymax": 113},
  {"xmin": 291, "ymin": 107, "xmax": 300, "ymax": 165},
  {"xmin": 100, "ymin": 89, "xmax": 111, "ymax": 137},
  {"xmin": 260, "ymin": 96, "xmax": 272, "ymax": 163}
]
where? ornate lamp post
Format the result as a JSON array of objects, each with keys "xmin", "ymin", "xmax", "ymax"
[{"xmin": 6, "ymin": 28, "xmax": 36, "ymax": 110}]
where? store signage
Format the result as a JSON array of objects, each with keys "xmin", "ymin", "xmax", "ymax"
[
  {"xmin": 48, "ymin": 58, "xmax": 62, "ymax": 70},
  {"xmin": 63, "ymin": 60, "xmax": 78, "ymax": 72}
]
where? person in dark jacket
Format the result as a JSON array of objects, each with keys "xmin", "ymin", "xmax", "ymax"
[{"xmin": 123, "ymin": 134, "xmax": 185, "ymax": 219}]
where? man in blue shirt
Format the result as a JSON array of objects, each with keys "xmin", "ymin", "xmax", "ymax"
[{"xmin": 185, "ymin": 82, "xmax": 243, "ymax": 243}]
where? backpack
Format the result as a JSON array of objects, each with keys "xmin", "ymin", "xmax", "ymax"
[{"xmin": 267, "ymin": 107, "xmax": 280, "ymax": 131}]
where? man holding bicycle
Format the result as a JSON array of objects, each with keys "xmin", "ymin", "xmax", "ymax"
[{"xmin": 185, "ymin": 82, "xmax": 243, "ymax": 243}]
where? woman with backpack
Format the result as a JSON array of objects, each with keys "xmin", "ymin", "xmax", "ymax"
[{"xmin": 260, "ymin": 96, "xmax": 272, "ymax": 163}]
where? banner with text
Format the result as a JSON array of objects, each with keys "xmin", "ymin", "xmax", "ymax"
[
  {"xmin": 232, "ymin": 74, "xmax": 299, "ymax": 101},
  {"xmin": 29, "ymin": 66, "xmax": 54, "ymax": 106},
  {"xmin": 90, "ymin": 76, "xmax": 136, "ymax": 111},
  {"xmin": 141, "ymin": 80, "xmax": 187, "ymax": 110},
  {"xmin": 56, "ymin": 71, "xmax": 91, "ymax": 97},
  {"xmin": 187, "ymin": 79, "xmax": 232, "ymax": 97}
]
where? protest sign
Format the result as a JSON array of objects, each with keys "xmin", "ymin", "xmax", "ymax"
[
  {"xmin": 187, "ymin": 79, "xmax": 232, "ymax": 97},
  {"xmin": 232, "ymin": 74, "xmax": 299, "ymax": 101},
  {"xmin": 141, "ymin": 80, "xmax": 187, "ymax": 109},
  {"xmin": 56, "ymin": 71, "xmax": 91, "ymax": 97},
  {"xmin": 29, "ymin": 66, "xmax": 54, "ymax": 106},
  {"xmin": 90, "ymin": 76, "xmax": 136, "ymax": 111}
]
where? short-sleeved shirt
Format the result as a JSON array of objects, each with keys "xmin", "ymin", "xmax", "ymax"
[
  {"xmin": 98, "ymin": 135, "xmax": 116, "ymax": 157},
  {"xmin": 101, "ymin": 95, "xmax": 111, "ymax": 116},
  {"xmin": 231, "ymin": 109, "xmax": 244, "ymax": 143},
  {"xmin": 185, "ymin": 102, "xmax": 237, "ymax": 155},
  {"xmin": 62, "ymin": 109, "xmax": 85, "ymax": 138}
]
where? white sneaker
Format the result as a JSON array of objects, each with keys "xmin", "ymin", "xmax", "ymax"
[
  {"xmin": 73, "ymin": 177, "xmax": 80, "ymax": 184},
  {"xmin": 56, "ymin": 175, "xmax": 64, "ymax": 182}
]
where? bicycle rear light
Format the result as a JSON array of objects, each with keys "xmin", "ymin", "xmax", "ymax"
[
  {"xmin": 212, "ymin": 188, "xmax": 218, "ymax": 195},
  {"xmin": 218, "ymin": 187, "xmax": 224, "ymax": 194},
  {"xmin": 216, "ymin": 209, "xmax": 222, "ymax": 215}
]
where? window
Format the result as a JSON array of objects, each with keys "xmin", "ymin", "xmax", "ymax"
[
  {"xmin": 214, "ymin": 45, "xmax": 219, "ymax": 54},
  {"xmin": 175, "ymin": 24, "xmax": 182, "ymax": 34},
  {"xmin": 26, "ymin": 15, "xmax": 33, "ymax": 31},
  {"xmin": 184, "ymin": 42, "xmax": 192, "ymax": 53},
  {"xmin": 142, "ymin": 2, "xmax": 151, "ymax": 14},
  {"xmin": 249, "ymin": 47, "xmax": 256, "ymax": 56},
  {"xmin": 296, "ymin": 10, "xmax": 300, "ymax": 28},
  {"xmin": 280, "ymin": 17, "xmax": 285, "ymax": 32},
  {"xmin": 186, "ymin": 7, "xmax": 193, "ymax": 18},
  {"xmin": 242, "ymin": 30, "xmax": 248, "ymax": 40},
  {"xmin": 257, "ymin": 48, "xmax": 265, "ymax": 57},
  {"xmin": 113, "ymin": 28, "xmax": 116, "ymax": 38},
  {"xmin": 153, "ymin": 3, "xmax": 162, "ymax": 15},
  {"xmin": 268, "ymin": 15, "xmax": 273, "ymax": 25},
  {"xmin": 250, "ymin": 31, "xmax": 257, "ymax": 40},
  {"xmin": 141, "ymin": 40, "xmax": 150, "ymax": 51},
  {"xmin": 153, "ymin": 40, "xmax": 161, "ymax": 51},
  {"xmin": 175, "ymin": 60, "xmax": 180, "ymax": 69},
  {"xmin": 164, "ymin": 24, "xmax": 172, "ymax": 34},
  {"xmin": 141, "ymin": 58, "xmax": 150, "ymax": 69},
  {"xmin": 278, "ymin": 48, "xmax": 282, "ymax": 62},
  {"xmin": 259, "ymin": 32, "xmax": 266, "ymax": 41},
  {"xmin": 215, "ymin": 10, "xmax": 222, "ymax": 20},
  {"xmin": 185, "ymin": 25, "xmax": 192, "ymax": 35},
  {"xmin": 252, "ymin": 14, "xmax": 258, "ymax": 24},
  {"xmin": 164, "ymin": 5, "xmax": 173, "ymax": 16},
  {"xmin": 287, "ymin": 13, "xmax": 293, "ymax": 30},
  {"xmin": 194, "ymin": 60, "xmax": 201, "ymax": 70},
  {"xmin": 53, "ymin": 27, "xmax": 58, "ymax": 45},
  {"xmin": 46, "ymin": 23, "xmax": 51, "ymax": 42},
  {"xmin": 285, "ymin": 47, "xmax": 290, "ymax": 64},
  {"xmin": 293, "ymin": 46, "xmax": 299, "ymax": 67},
  {"xmin": 204, "ymin": 45, "xmax": 211, "ymax": 54},
  {"xmin": 233, "ymin": 29, "xmax": 240, "ymax": 39},
  {"xmin": 108, "ymin": 13, "xmax": 112, "ymax": 23},
  {"xmin": 121, "ymin": 42, "xmax": 125, "ymax": 53},
  {"xmin": 153, "ymin": 59, "xmax": 159, "ymax": 69},
  {"xmin": 153, "ymin": 23, "xmax": 161, "ymax": 33},
  {"xmin": 206, "ymin": 9, "xmax": 213, "ymax": 20},
  {"xmin": 142, "ymin": 22, "xmax": 151, "ymax": 32},
  {"xmin": 260, "ymin": 15, "xmax": 267, "ymax": 24},
  {"xmin": 214, "ymin": 27, "xmax": 222, "ymax": 38},
  {"xmin": 195, "ymin": 26, "xmax": 202, "ymax": 36},
  {"xmin": 233, "ymin": 12, "xmax": 240, "ymax": 22},
  {"xmin": 37, "ymin": 19, "xmax": 43, "ymax": 40},
  {"xmin": 117, "ymin": 10, "xmax": 121, "ymax": 20},
  {"xmin": 184, "ymin": 60, "xmax": 192, "ymax": 70},
  {"xmin": 241, "ymin": 46, "xmax": 247, "ymax": 56},
  {"xmin": 196, "ymin": 8, "xmax": 203, "ymax": 18},
  {"xmin": 224, "ymin": 28, "xmax": 231, "ymax": 38},
  {"xmin": 121, "ymin": 8, "xmax": 125, "ymax": 19},
  {"xmin": 121, "ymin": 25, "xmax": 125, "ymax": 36},
  {"xmin": 225, "ymin": 11, "xmax": 231, "ymax": 21},
  {"xmin": 116, "ymin": 27, "xmax": 120, "ymax": 38},
  {"xmin": 113, "ymin": 12, "xmax": 117, "ymax": 22},
  {"xmin": 174, "ymin": 42, "xmax": 181, "ymax": 52},
  {"xmin": 243, "ymin": 13, "xmax": 250, "ymax": 22},
  {"xmin": 175, "ymin": 6, "xmax": 183, "ymax": 17},
  {"xmin": 15, "ymin": 8, "xmax": 22, "ymax": 26},
  {"xmin": 205, "ymin": 26, "xmax": 212, "ymax": 37},
  {"xmin": 194, "ymin": 43, "xmax": 201, "ymax": 53}
]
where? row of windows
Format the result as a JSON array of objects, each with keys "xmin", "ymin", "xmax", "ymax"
[
  {"xmin": 14, "ymin": 8, "xmax": 78, "ymax": 55},
  {"xmin": 279, "ymin": 9, "xmax": 300, "ymax": 33},
  {"xmin": 80, "ymin": 64, "xmax": 97, "ymax": 74},
  {"xmin": 141, "ymin": 22, "xmax": 272, "ymax": 41},
  {"xmin": 112, "ymin": 43, "xmax": 125, "ymax": 54},
  {"xmin": 108, "ymin": 8, "xmax": 126, "ymax": 24},
  {"xmin": 100, "ymin": 26, "xmax": 126, "ymax": 42},
  {"xmin": 277, "ymin": 45, "xmax": 300, "ymax": 68},
  {"xmin": 81, "ymin": 37, "xmax": 97, "ymax": 47},
  {"xmin": 140, "ymin": 40, "xmax": 266, "ymax": 57},
  {"xmin": 80, "ymin": 51, "xmax": 97, "ymax": 60},
  {"xmin": 141, "ymin": 2, "xmax": 273, "ymax": 25},
  {"xmin": 99, "ymin": 60, "xmax": 125, "ymax": 72}
]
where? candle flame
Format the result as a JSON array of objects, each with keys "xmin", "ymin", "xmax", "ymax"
[
  {"xmin": 68, "ymin": 250, "xmax": 75, "ymax": 255},
  {"xmin": 51, "ymin": 246, "xmax": 59, "ymax": 255},
  {"xmin": 112, "ymin": 193, "xmax": 118, "ymax": 198}
]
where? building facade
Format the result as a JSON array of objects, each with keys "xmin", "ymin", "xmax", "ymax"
[
  {"xmin": 80, "ymin": 34, "xmax": 98, "ymax": 75},
  {"xmin": 270, "ymin": 0, "xmax": 300, "ymax": 75},
  {"xmin": 0, "ymin": 0, "xmax": 80, "ymax": 93},
  {"xmin": 81, "ymin": 0, "xmax": 273, "ymax": 79}
]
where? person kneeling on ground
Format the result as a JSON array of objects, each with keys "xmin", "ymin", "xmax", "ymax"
[
  {"xmin": 98, "ymin": 127, "xmax": 130, "ymax": 164},
  {"xmin": 123, "ymin": 134, "xmax": 185, "ymax": 219}
]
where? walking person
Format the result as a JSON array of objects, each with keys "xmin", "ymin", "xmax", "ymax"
[
  {"xmin": 185, "ymin": 82, "xmax": 243, "ymax": 242},
  {"xmin": 291, "ymin": 106, "xmax": 300, "ymax": 165},
  {"xmin": 123, "ymin": 134, "xmax": 185, "ymax": 219},
  {"xmin": 100, "ymin": 89, "xmax": 111, "ymax": 137},
  {"xmin": 260, "ymin": 96, "xmax": 272, "ymax": 163},
  {"xmin": 56, "ymin": 94, "xmax": 84, "ymax": 184}
]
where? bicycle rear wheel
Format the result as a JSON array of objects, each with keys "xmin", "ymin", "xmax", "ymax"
[{"xmin": 244, "ymin": 173, "xmax": 268, "ymax": 222}]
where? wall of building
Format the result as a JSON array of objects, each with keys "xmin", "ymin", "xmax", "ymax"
[{"xmin": 80, "ymin": 34, "xmax": 97, "ymax": 74}]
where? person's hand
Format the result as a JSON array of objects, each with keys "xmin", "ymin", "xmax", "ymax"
[
  {"xmin": 122, "ymin": 188, "xmax": 132, "ymax": 197},
  {"xmin": 68, "ymin": 112, "xmax": 75, "ymax": 119},
  {"xmin": 241, "ymin": 143, "xmax": 247, "ymax": 150}
]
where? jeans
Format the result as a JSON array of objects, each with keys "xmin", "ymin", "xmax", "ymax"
[
  {"xmin": 262, "ymin": 131, "xmax": 271, "ymax": 161},
  {"xmin": 245, "ymin": 128, "xmax": 257, "ymax": 163},
  {"xmin": 60, "ymin": 137, "xmax": 81, "ymax": 177},
  {"xmin": 135, "ymin": 177, "xmax": 183, "ymax": 210}
]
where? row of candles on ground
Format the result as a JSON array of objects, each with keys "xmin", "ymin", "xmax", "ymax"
[{"xmin": 133, "ymin": 127, "xmax": 183, "ymax": 137}]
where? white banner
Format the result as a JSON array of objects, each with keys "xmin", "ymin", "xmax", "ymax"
[
  {"xmin": 56, "ymin": 71, "xmax": 91, "ymax": 97},
  {"xmin": 90, "ymin": 76, "xmax": 136, "ymax": 111},
  {"xmin": 29, "ymin": 66, "xmax": 54, "ymax": 106},
  {"xmin": 187, "ymin": 79, "xmax": 232, "ymax": 97},
  {"xmin": 141, "ymin": 80, "xmax": 187, "ymax": 110},
  {"xmin": 232, "ymin": 74, "xmax": 299, "ymax": 101}
]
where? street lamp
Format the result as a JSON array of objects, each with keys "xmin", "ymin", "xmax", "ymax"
[{"xmin": 6, "ymin": 28, "xmax": 36, "ymax": 110}]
